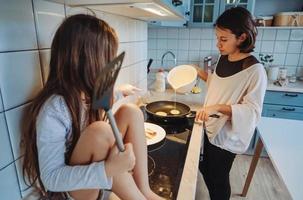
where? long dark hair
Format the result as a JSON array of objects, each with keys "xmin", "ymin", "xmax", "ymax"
[
  {"xmin": 21, "ymin": 14, "xmax": 118, "ymax": 194},
  {"xmin": 215, "ymin": 7, "xmax": 257, "ymax": 53}
]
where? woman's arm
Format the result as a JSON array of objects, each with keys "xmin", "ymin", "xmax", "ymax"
[
  {"xmin": 195, "ymin": 104, "xmax": 231, "ymax": 121},
  {"xmin": 190, "ymin": 64, "xmax": 208, "ymax": 82}
]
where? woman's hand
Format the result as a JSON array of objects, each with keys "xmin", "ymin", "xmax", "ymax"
[
  {"xmin": 195, "ymin": 104, "xmax": 232, "ymax": 122},
  {"xmin": 118, "ymin": 84, "xmax": 142, "ymax": 97},
  {"xmin": 105, "ymin": 143, "xmax": 136, "ymax": 177},
  {"xmin": 195, "ymin": 105, "xmax": 219, "ymax": 122}
]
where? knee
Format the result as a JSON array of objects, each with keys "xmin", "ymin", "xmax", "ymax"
[
  {"xmin": 117, "ymin": 104, "xmax": 143, "ymax": 119},
  {"xmin": 84, "ymin": 121, "xmax": 115, "ymax": 148}
]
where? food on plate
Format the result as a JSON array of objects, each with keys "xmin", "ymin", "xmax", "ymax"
[
  {"xmin": 155, "ymin": 111, "xmax": 167, "ymax": 116},
  {"xmin": 170, "ymin": 109, "xmax": 180, "ymax": 115},
  {"xmin": 145, "ymin": 128, "xmax": 157, "ymax": 139}
]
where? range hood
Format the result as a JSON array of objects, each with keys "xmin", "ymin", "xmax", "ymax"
[{"xmin": 49, "ymin": 0, "xmax": 186, "ymax": 21}]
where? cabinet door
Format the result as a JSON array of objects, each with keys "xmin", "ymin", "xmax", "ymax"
[
  {"xmin": 219, "ymin": 0, "xmax": 255, "ymax": 15},
  {"xmin": 262, "ymin": 104, "xmax": 303, "ymax": 120},
  {"xmin": 264, "ymin": 91, "xmax": 303, "ymax": 108},
  {"xmin": 191, "ymin": 0, "xmax": 220, "ymax": 27}
]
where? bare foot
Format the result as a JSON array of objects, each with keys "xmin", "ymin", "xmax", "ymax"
[{"xmin": 144, "ymin": 189, "xmax": 165, "ymax": 200}]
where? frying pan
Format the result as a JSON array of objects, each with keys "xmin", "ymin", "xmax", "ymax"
[
  {"xmin": 145, "ymin": 101, "xmax": 191, "ymax": 123},
  {"xmin": 145, "ymin": 100, "xmax": 220, "ymax": 124}
]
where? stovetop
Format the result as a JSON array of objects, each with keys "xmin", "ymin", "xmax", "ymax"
[{"xmin": 141, "ymin": 107, "xmax": 195, "ymax": 200}]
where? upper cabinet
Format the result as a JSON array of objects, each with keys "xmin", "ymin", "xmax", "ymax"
[
  {"xmin": 190, "ymin": 0, "xmax": 220, "ymax": 27},
  {"xmin": 190, "ymin": 0, "xmax": 255, "ymax": 27},
  {"xmin": 189, "ymin": 0, "xmax": 303, "ymax": 28}
]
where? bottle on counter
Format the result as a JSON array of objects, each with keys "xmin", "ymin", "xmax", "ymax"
[{"xmin": 154, "ymin": 69, "xmax": 166, "ymax": 92}]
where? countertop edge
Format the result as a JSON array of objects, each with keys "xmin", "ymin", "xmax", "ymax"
[{"xmin": 177, "ymin": 122, "xmax": 204, "ymax": 200}]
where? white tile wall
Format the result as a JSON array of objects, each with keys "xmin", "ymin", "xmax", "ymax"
[
  {"xmin": 39, "ymin": 49, "xmax": 51, "ymax": 83},
  {"xmin": 287, "ymin": 41, "xmax": 302, "ymax": 54},
  {"xmin": 189, "ymin": 40, "xmax": 201, "ymax": 51},
  {"xmin": 200, "ymin": 40, "xmax": 212, "ymax": 51},
  {"xmin": 0, "ymin": 164, "xmax": 22, "ymax": 200},
  {"xmin": 178, "ymin": 39, "xmax": 189, "ymax": 50},
  {"xmin": 148, "ymin": 27, "xmax": 303, "ymax": 76},
  {"xmin": 285, "ymin": 54, "xmax": 300, "ymax": 66},
  {"xmin": 274, "ymin": 41, "xmax": 288, "ymax": 53},
  {"xmin": 262, "ymin": 29, "xmax": 277, "ymax": 40},
  {"xmin": 0, "ymin": 113, "xmax": 14, "ymax": 169},
  {"xmin": 261, "ymin": 41, "xmax": 275, "ymax": 52},
  {"xmin": 290, "ymin": 29, "xmax": 303, "ymax": 40},
  {"xmin": 33, "ymin": 0, "xmax": 65, "ymax": 49},
  {"xmin": 167, "ymin": 28, "xmax": 178, "ymax": 39},
  {"xmin": 178, "ymin": 28, "xmax": 190, "ymax": 39},
  {"xmin": 167, "ymin": 39, "xmax": 178, "ymax": 50},
  {"xmin": 5, "ymin": 104, "xmax": 29, "ymax": 160},
  {"xmin": 0, "ymin": 90, "xmax": 3, "ymax": 113},
  {"xmin": 0, "ymin": 0, "xmax": 37, "ymax": 52},
  {"xmin": 276, "ymin": 29, "xmax": 290, "ymax": 40},
  {"xmin": 0, "ymin": 51, "xmax": 43, "ymax": 110}
]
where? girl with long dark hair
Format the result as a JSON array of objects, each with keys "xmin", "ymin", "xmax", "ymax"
[{"xmin": 22, "ymin": 14, "xmax": 163, "ymax": 200}]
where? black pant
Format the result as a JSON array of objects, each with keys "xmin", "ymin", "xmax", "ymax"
[{"xmin": 199, "ymin": 134, "xmax": 236, "ymax": 200}]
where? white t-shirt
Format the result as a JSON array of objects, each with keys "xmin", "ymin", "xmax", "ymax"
[{"xmin": 204, "ymin": 62, "xmax": 267, "ymax": 154}]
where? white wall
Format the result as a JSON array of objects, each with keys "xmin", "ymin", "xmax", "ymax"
[{"xmin": 148, "ymin": 27, "xmax": 303, "ymax": 77}]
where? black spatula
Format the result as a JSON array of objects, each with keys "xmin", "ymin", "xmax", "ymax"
[{"xmin": 92, "ymin": 52, "xmax": 125, "ymax": 152}]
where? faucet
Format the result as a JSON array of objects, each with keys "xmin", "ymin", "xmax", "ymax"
[{"xmin": 161, "ymin": 51, "xmax": 177, "ymax": 67}]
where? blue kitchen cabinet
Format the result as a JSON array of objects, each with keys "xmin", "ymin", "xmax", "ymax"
[
  {"xmin": 262, "ymin": 91, "xmax": 303, "ymax": 120},
  {"xmin": 250, "ymin": 90, "xmax": 303, "ymax": 157},
  {"xmin": 262, "ymin": 104, "xmax": 303, "ymax": 120},
  {"xmin": 219, "ymin": 0, "xmax": 255, "ymax": 15},
  {"xmin": 190, "ymin": 0, "xmax": 255, "ymax": 27},
  {"xmin": 190, "ymin": 0, "xmax": 220, "ymax": 27}
]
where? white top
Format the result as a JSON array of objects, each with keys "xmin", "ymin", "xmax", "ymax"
[
  {"xmin": 204, "ymin": 62, "xmax": 267, "ymax": 154},
  {"xmin": 257, "ymin": 117, "xmax": 303, "ymax": 200}
]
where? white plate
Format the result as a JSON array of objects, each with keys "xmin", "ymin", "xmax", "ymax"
[{"xmin": 144, "ymin": 122, "xmax": 166, "ymax": 146}]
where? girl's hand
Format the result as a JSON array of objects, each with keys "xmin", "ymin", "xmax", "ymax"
[
  {"xmin": 118, "ymin": 84, "xmax": 142, "ymax": 97},
  {"xmin": 105, "ymin": 143, "xmax": 136, "ymax": 177},
  {"xmin": 195, "ymin": 105, "xmax": 219, "ymax": 122}
]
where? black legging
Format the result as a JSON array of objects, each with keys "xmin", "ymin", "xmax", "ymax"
[{"xmin": 199, "ymin": 134, "xmax": 236, "ymax": 200}]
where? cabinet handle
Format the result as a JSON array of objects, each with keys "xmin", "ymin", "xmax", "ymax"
[
  {"xmin": 282, "ymin": 107, "xmax": 295, "ymax": 111},
  {"xmin": 284, "ymin": 93, "xmax": 298, "ymax": 97}
]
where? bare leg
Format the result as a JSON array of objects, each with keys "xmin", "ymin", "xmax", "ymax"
[
  {"xmin": 68, "ymin": 121, "xmax": 145, "ymax": 200},
  {"xmin": 115, "ymin": 104, "xmax": 164, "ymax": 200}
]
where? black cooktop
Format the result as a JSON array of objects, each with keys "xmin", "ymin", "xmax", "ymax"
[{"xmin": 141, "ymin": 107, "xmax": 195, "ymax": 200}]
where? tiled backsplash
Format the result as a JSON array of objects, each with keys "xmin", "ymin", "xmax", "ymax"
[
  {"xmin": 148, "ymin": 27, "xmax": 303, "ymax": 77},
  {"xmin": 0, "ymin": 0, "xmax": 148, "ymax": 199}
]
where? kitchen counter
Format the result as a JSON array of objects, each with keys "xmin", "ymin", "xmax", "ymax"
[{"xmin": 267, "ymin": 80, "xmax": 303, "ymax": 93}]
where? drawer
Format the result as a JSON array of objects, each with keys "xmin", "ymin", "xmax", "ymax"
[
  {"xmin": 264, "ymin": 91, "xmax": 303, "ymax": 107},
  {"xmin": 262, "ymin": 104, "xmax": 303, "ymax": 120}
]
